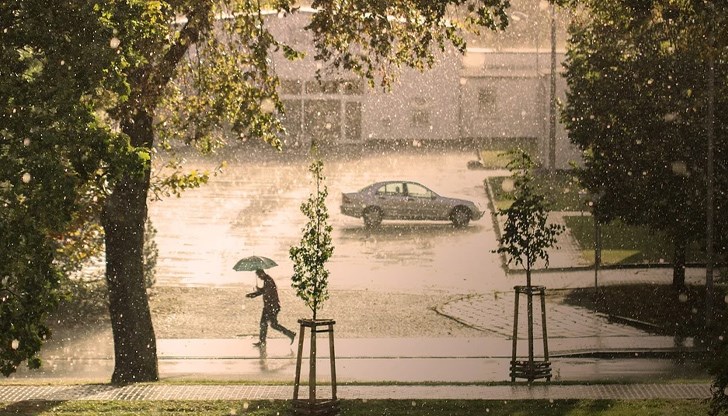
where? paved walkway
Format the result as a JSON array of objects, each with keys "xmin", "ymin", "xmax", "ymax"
[
  {"xmin": 0, "ymin": 383, "xmax": 712, "ymax": 402},
  {"xmin": 1, "ymin": 266, "xmax": 711, "ymax": 402}
]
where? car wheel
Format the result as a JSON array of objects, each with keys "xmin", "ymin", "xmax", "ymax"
[
  {"xmin": 451, "ymin": 206, "xmax": 471, "ymax": 227},
  {"xmin": 363, "ymin": 207, "xmax": 383, "ymax": 227}
]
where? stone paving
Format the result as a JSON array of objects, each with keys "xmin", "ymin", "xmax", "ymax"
[
  {"xmin": 0, "ymin": 383, "xmax": 712, "ymax": 402},
  {"xmin": 438, "ymin": 291, "xmax": 648, "ymax": 339}
]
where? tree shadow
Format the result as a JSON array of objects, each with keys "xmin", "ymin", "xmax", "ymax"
[
  {"xmin": 0, "ymin": 400, "xmax": 66, "ymax": 415},
  {"xmin": 0, "ymin": 384, "xmax": 118, "ymax": 414}
]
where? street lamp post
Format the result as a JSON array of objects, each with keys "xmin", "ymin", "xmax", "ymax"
[
  {"xmin": 548, "ymin": 3, "xmax": 557, "ymax": 171},
  {"xmin": 705, "ymin": 36, "xmax": 715, "ymax": 329}
]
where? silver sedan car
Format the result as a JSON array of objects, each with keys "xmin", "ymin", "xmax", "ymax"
[{"xmin": 340, "ymin": 180, "xmax": 484, "ymax": 227}]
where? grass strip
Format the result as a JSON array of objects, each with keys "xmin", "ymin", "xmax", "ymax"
[{"xmin": 0, "ymin": 399, "xmax": 708, "ymax": 415}]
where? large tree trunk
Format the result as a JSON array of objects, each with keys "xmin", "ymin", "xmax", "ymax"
[
  {"xmin": 102, "ymin": 110, "xmax": 158, "ymax": 384},
  {"xmin": 673, "ymin": 232, "xmax": 687, "ymax": 288}
]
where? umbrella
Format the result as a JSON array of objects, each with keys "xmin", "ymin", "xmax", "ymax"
[{"xmin": 233, "ymin": 255, "xmax": 278, "ymax": 272}]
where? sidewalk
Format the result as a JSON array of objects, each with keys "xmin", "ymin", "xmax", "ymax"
[
  {"xmin": 0, "ymin": 383, "xmax": 712, "ymax": 402},
  {"xmin": 4, "ymin": 334, "xmax": 707, "ymax": 383},
  {"xmin": 1, "ymin": 266, "xmax": 712, "ymax": 401},
  {"xmin": 0, "ymin": 335, "xmax": 711, "ymax": 402}
]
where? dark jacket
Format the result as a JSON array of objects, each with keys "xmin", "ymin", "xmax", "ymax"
[{"xmin": 247, "ymin": 274, "xmax": 281, "ymax": 315}]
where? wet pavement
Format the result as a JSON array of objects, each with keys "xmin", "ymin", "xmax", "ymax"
[
  {"xmin": 148, "ymin": 147, "xmax": 501, "ymax": 293},
  {"xmin": 0, "ymin": 147, "xmax": 716, "ymax": 402},
  {"xmin": 6, "ymin": 265, "xmax": 709, "ymax": 385},
  {"xmin": 0, "ymin": 383, "xmax": 712, "ymax": 402}
]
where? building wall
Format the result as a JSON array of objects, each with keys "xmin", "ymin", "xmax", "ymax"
[
  {"xmin": 361, "ymin": 51, "xmax": 461, "ymax": 143},
  {"xmin": 265, "ymin": 10, "xmax": 582, "ymax": 168}
]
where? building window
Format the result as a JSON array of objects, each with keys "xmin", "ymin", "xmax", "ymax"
[
  {"xmin": 341, "ymin": 80, "xmax": 364, "ymax": 95},
  {"xmin": 344, "ymin": 101, "xmax": 362, "ymax": 141},
  {"xmin": 280, "ymin": 99, "xmax": 302, "ymax": 138},
  {"xmin": 410, "ymin": 97, "xmax": 430, "ymax": 128},
  {"xmin": 305, "ymin": 80, "xmax": 339, "ymax": 94},
  {"xmin": 303, "ymin": 79, "xmax": 363, "ymax": 95},
  {"xmin": 411, "ymin": 109, "xmax": 430, "ymax": 127},
  {"xmin": 280, "ymin": 79, "xmax": 302, "ymax": 95},
  {"xmin": 478, "ymin": 87, "xmax": 497, "ymax": 115}
]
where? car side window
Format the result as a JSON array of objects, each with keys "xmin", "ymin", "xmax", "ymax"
[
  {"xmin": 379, "ymin": 183, "xmax": 404, "ymax": 196},
  {"xmin": 407, "ymin": 183, "xmax": 432, "ymax": 198}
]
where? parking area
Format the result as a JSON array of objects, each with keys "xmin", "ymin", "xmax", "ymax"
[{"xmin": 148, "ymin": 147, "xmax": 507, "ymax": 294}]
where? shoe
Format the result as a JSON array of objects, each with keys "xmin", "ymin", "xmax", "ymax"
[
  {"xmin": 253, "ymin": 341, "xmax": 265, "ymax": 347},
  {"xmin": 289, "ymin": 333, "xmax": 296, "ymax": 345}
]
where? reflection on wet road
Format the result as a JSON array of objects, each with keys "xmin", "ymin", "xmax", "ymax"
[{"xmin": 148, "ymin": 148, "xmax": 506, "ymax": 293}]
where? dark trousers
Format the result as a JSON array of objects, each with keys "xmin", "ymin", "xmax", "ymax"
[{"xmin": 259, "ymin": 310, "xmax": 295, "ymax": 342}]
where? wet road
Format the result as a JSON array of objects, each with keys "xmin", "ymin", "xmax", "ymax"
[{"xmin": 148, "ymin": 146, "xmax": 507, "ymax": 294}]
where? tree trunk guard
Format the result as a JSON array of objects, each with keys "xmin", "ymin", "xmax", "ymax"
[
  {"xmin": 292, "ymin": 319, "xmax": 339, "ymax": 416},
  {"xmin": 510, "ymin": 285, "xmax": 551, "ymax": 383}
]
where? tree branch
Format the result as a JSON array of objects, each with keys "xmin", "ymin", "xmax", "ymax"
[{"xmin": 146, "ymin": 2, "xmax": 214, "ymax": 107}]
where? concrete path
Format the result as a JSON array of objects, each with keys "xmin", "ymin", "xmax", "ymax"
[
  {"xmin": 0, "ymin": 383, "xmax": 712, "ymax": 402},
  {"xmin": 5, "ymin": 335, "xmax": 705, "ymax": 384}
]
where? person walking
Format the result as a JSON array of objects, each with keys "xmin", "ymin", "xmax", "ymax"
[{"xmin": 246, "ymin": 269, "xmax": 296, "ymax": 347}]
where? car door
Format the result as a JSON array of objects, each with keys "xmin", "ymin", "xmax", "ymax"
[
  {"xmin": 374, "ymin": 182, "xmax": 408, "ymax": 219},
  {"xmin": 403, "ymin": 182, "xmax": 441, "ymax": 220}
]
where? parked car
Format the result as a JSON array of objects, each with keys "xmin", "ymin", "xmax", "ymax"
[{"xmin": 340, "ymin": 180, "xmax": 484, "ymax": 227}]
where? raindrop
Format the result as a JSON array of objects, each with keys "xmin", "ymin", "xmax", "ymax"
[
  {"xmin": 724, "ymin": 295, "xmax": 728, "ymax": 304},
  {"xmin": 21, "ymin": 172, "xmax": 31, "ymax": 183},
  {"xmin": 664, "ymin": 113, "xmax": 678, "ymax": 122},
  {"xmin": 110, "ymin": 37, "xmax": 121, "ymax": 49},
  {"xmin": 23, "ymin": 138, "xmax": 30, "ymax": 146},
  {"xmin": 411, "ymin": 401, "xmax": 417, "ymax": 407},
  {"xmin": 11, "ymin": 339, "xmax": 19, "ymax": 349},
  {"xmin": 719, "ymin": 335, "xmax": 724, "ymax": 341},
  {"xmin": 691, "ymin": 308, "xmax": 698, "ymax": 314},
  {"xmin": 260, "ymin": 98, "xmax": 275, "ymax": 114},
  {"xmin": 324, "ymin": 123, "xmax": 332, "ymax": 130},
  {"xmin": 501, "ymin": 178, "xmax": 514, "ymax": 193},
  {"xmin": 671, "ymin": 161, "xmax": 688, "ymax": 176},
  {"xmin": 678, "ymin": 293, "xmax": 688, "ymax": 303},
  {"xmin": 459, "ymin": 78, "xmax": 467, "ymax": 85},
  {"xmin": 242, "ymin": 402, "xmax": 249, "ymax": 409},
  {"xmin": 60, "ymin": 60, "xmax": 65, "ymax": 66},
  {"xmin": 725, "ymin": 386, "xmax": 728, "ymax": 396}
]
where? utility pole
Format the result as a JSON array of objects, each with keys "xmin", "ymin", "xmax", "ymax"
[
  {"xmin": 548, "ymin": 3, "xmax": 557, "ymax": 171},
  {"xmin": 705, "ymin": 34, "xmax": 715, "ymax": 329}
]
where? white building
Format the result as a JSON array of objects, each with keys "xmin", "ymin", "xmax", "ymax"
[{"xmin": 266, "ymin": 9, "xmax": 581, "ymax": 169}]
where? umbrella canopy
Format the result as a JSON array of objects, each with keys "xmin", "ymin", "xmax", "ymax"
[{"xmin": 233, "ymin": 255, "xmax": 278, "ymax": 272}]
